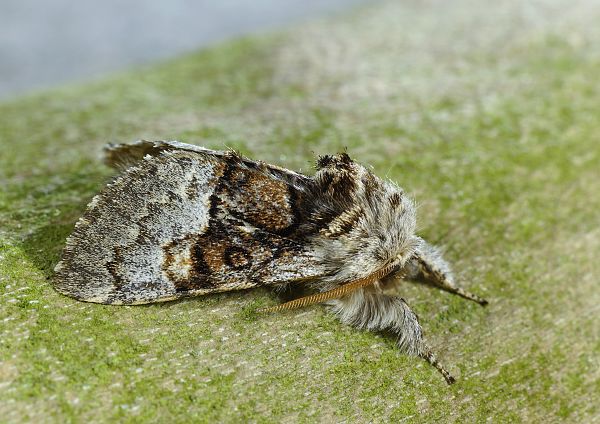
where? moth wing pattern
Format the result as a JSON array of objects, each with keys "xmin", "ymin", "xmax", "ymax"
[
  {"xmin": 103, "ymin": 140, "xmax": 310, "ymax": 180},
  {"xmin": 54, "ymin": 145, "xmax": 326, "ymax": 305}
]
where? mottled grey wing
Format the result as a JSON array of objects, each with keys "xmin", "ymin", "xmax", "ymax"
[
  {"xmin": 104, "ymin": 140, "xmax": 310, "ymax": 183},
  {"xmin": 54, "ymin": 149, "xmax": 326, "ymax": 305},
  {"xmin": 104, "ymin": 140, "xmax": 223, "ymax": 171}
]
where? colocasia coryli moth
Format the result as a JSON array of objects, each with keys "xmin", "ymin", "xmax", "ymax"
[{"xmin": 54, "ymin": 140, "xmax": 488, "ymax": 384}]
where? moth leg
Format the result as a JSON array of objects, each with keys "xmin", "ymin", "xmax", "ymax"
[
  {"xmin": 405, "ymin": 238, "xmax": 488, "ymax": 306},
  {"xmin": 328, "ymin": 287, "xmax": 456, "ymax": 384}
]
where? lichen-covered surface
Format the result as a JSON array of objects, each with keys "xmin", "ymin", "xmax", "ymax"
[{"xmin": 1, "ymin": 0, "xmax": 599, "ymax": 422}]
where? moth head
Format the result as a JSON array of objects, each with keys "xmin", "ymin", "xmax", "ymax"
[
  {"xmin": 369, "ymin": 180, "xmax": 418, "ymax": 268},
  {"xmin": 328, "ymin": 188, "xmax": 418, "ymax": 286},
  {"xmin": 313, "ymin": 154, "xmax": 419, "ymax": 279}
]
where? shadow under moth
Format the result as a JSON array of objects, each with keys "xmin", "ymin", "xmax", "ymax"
[{"xmin": 54, "ymin": 140, "xmax": 487, "ymax": 384}]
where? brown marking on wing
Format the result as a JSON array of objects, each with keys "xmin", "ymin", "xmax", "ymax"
[
  {"xmin": 197, "ymin": 238, "xmax": 228, "ymax": 272},
  {"xmin": 186, "ymin": 174, "xmax": 202, "ymax": 200},
  {"xmin": 191, "ymin": 225, "xmax": 276, "ymax": 274},
  {"xmin": 159, "ymin": 159, "xmax": 228, "ymax": 291},
  {"xmin": 159, "ymin": 152, "xmax": 319, "ymax": 294},
  {"xmin": 229, "ymin": 167, "xmax": 294, "ymax": 231},
  {"xmin": 208, "ymin": 154, "xmax": 301, "ymax": 235},
  {"xmin": 224, "ymin": 246, "xmax": 252, "ymax": 269},
  {"xmin": 163, "ymin": 235, "xmax": 214, "ymax": 291},
  {"xmin": 162, "ymin": 221, "xmax": 305, "ymax": 293},
  {"xmin": 106, "ymin": 246, "xmax": 127, "ymax": 290}
]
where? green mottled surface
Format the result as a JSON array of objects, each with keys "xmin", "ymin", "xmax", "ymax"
[{"xmin": 1, "ymin": 1, "xmax": 599, "ymax": 422}]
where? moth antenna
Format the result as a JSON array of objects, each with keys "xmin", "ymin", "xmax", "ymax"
[
  {"xmin": 410, "ymin": 238, "xmax": 488, "ymax": 306},
  {"xmin": 420, "ymin": 345, "xmax": 456, "ymax": 385},
  {"xmin": 450, "ymin": 286, "xmax": 489, "ymax": 306},
  {"xmin": 259, "ymin": 264, "xmax": 398, "ymax": 313}
]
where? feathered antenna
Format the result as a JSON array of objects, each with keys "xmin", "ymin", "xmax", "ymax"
[{"xmin": 259, "ymin": 263, "xmax": 399, "ymax": 313}]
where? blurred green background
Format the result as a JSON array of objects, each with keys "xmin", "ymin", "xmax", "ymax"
[{"xmin": 1, "ymin": 1, "xmax": 599, "ymax": 422}]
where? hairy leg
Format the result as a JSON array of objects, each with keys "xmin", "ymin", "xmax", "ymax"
[
  {"xmin": 328, "ymin": 287, "xmax": 456, "ymax": 384},
  {"xmin": 404, "ymin": 237, "xmax": 488, "ymax": 306}
]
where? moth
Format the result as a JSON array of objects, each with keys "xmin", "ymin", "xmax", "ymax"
[{"xmin": 54, "ymin": 140, "xmax": 487, "ymax": 384}]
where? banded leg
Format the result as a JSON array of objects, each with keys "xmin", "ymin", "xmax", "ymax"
[
  {"xmin": 406, "ymin": 237, "xmax": 488, "ymax": 306},
  {"xmin": 327, "ymin": 287, "xmax": 456, "ymax": 384}
]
